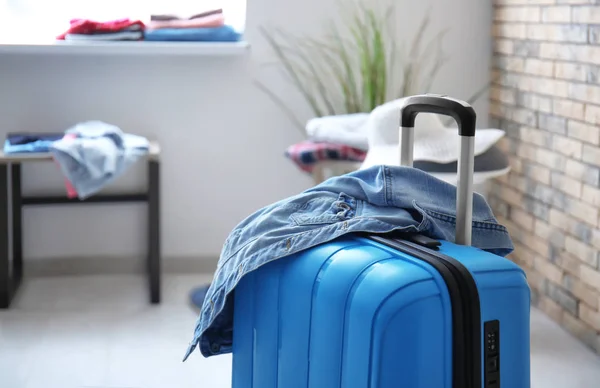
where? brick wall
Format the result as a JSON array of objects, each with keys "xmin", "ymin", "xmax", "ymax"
[{"xmin": 490, "ymin": 1, "xmax": 600, "ymax": 353}]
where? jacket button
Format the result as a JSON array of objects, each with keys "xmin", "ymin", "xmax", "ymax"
[{"xmin": 211, "ymin": 343, "xmax": 221, "ymax": 353}]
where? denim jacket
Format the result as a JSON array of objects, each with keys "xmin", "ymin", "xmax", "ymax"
[
  {"xmin": 49, "ymin": 121, "xmax": 149, "ymax": 200},
  {"xmin": 183, "ymin": 166, "xmax": 514, "ymax": 361}
]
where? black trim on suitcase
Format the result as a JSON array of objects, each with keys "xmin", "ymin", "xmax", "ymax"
[
  {"xmin": 484, "ymin": 320, "xmax": 500, "ymax": 388},
  {"xmin": 367, "ymin": 235, "xmax": 482, "ymax": 388}
]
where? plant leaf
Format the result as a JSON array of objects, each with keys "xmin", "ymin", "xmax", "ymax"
[
  {"xmin": 273, "ymin": 27, "xmax": 339, "ymax": 116},
  {"xmin": 329, "ymin": 20, "xmax": 361, "ymax": 112},
  {"xmin": 255, "ymin": 3, "xmax": 456, "ymax": 121},
  {"xmin": 259, "ymin": 25, "xmax": 324, "ymax": 117}
]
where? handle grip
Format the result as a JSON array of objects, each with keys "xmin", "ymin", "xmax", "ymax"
[
  {"xmin": 400, "ymin": 94, "xmax": 477, "ymax": 137},
  {"xmin": 399, "ymin": 94, "xmax": 477, "ymax": 246}
]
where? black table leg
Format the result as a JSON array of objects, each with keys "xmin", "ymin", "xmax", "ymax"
[
  {"xmin": 0, "ymin": 164, "xmax": 10, "ymax": 308},
  {"xmin": 11, "ymin": 164, "xmax": 22, "ymax": 290},
  {"xmin": 148, "ymin": 160, "xmax": 160, "ymax": 304}
]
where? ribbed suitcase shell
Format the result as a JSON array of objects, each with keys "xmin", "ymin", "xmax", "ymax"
[{"xmin": 232, "ymin": 235, "xmax": 530, "ymax": 388}]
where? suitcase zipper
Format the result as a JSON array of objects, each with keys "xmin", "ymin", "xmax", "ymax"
[{"xmin": 367, "ymin": 235, "xmax": 482, "ymax": 388}]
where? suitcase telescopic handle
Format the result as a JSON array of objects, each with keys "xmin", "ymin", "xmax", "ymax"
[{"xmin": 399, "ymin": 94, "xmax": 477, "ymax": 246}]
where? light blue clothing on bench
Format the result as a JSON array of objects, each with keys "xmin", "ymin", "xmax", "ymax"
[
  {"xmin": 3, "ymin": 139, "xmax": 57, "ymax": 154},
  {"xmin": 49, "ymin": 121, "xmax": 149, "ymax": 199}
]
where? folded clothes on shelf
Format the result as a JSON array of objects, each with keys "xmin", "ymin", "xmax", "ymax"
[
  {"xmin": 56, "ymin": 18, "xmax": 145, "ymax": 41},
  {"xmin": 143, "ymin": 25, "xmax": 241, "ymax": 42},
  {"xmin": 150, "ymin": 8, "xmax": 223, "ymax": 21},
  {"xmin": 65, "ymin": 30, "xmax": 143, "ymax": 41},
  {"xmin": 147, "ymin": 13, "xmax": 225, "ymax": 30},
  {"xmin": 54, "ymin": 9, "xmax": 243, "ymax": 43}
]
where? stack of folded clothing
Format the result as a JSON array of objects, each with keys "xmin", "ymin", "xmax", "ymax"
[
  {"xmin": 56, "ymin": 18, "xmax": 145, "ymax": 41},
  {"xmin": 284, "ymin": 114, "xmax": 369, "ymax": 174},
  {"xmin": 4, "ymin": 133, "xmax": 65, "ymax": 154},
  {"xmin": 285, "ymin": 97, "xmax": 510, "ymax": 187},
  {"xmin": 284, "ymin": 141, "xmax": 367, "ymax": 174},
  {"xmin": 144, "ymin": 8, "xmax": 241, "ymax": 42}
]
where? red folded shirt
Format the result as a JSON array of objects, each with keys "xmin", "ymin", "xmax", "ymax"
[
  {"xmin": 56, "ymin": 18, "xmax": 145, "ymax": 40},
  {"xmin": 285, "ymin": 141, "xmax": 367, "ymax": 173}
]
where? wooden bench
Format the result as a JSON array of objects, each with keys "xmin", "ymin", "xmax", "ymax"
[{"xmin": 0, "ymin": 141, "xmax": 161, "ymax": 308}]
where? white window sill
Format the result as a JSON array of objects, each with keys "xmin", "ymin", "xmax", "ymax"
[{"xmin": 0, "ymin": 40, "xmax": 250, "ymax": 56}]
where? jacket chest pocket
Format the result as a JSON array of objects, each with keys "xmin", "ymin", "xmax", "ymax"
[{"xmin": 290, "ymin": 193, "xmax": 356, "ymax": 226}]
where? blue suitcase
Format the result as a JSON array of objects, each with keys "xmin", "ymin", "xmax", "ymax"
[{"xmin": 231, "ymin": 95, "xmax": 531, "ymax": 388}]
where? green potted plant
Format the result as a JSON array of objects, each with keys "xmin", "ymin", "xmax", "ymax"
[{"xmin": 255, "ymin": 1, "xmax": 491, "ymax": 135}]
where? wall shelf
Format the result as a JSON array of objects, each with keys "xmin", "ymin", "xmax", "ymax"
[{"xmin": 0, "ymin": 40, "xmax": 250, "ymax": 56}]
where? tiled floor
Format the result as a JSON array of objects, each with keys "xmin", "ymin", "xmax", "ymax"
[{"xmin": 1, "ymin": 274, "xmax": 599, "ymax": 388}]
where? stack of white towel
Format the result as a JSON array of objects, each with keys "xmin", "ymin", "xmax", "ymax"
[
  {"xmin": 306, "ymin": 113, "xmax": 371, "ymax": 151},
  {"xmin": 305, "ymin": 97, "xmax": 506, "ymax": 168},
  {"xmin": 304, "ymin": 97, "xmax": 510, "ymax": 194}
]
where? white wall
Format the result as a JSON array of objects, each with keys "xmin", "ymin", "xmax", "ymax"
[{"xmin": 0, "ymin": 0, "xmax": 492, "ymax": 261}]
